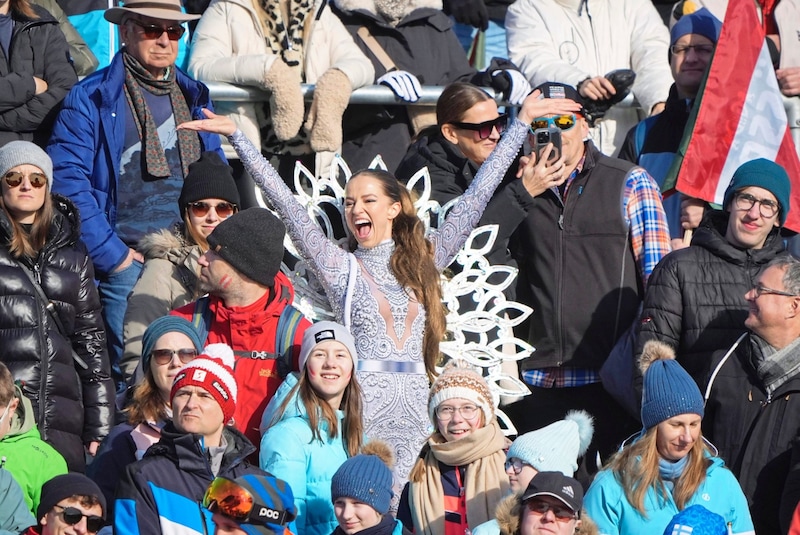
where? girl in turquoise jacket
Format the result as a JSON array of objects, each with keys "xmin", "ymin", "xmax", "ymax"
[
  {"xmin": 260, "ymin": 322, "xmax": 364, "ymax": 535},
  {"xmin": 584, "ymin": 341, "xmax": 754, "ymax": 535}
]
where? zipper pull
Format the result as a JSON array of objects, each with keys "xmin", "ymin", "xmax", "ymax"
[{"xmin": 558, "ymin": 213, "xmax": 564, "ymax": 230}]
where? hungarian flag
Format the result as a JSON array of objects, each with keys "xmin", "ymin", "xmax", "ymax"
[{"xmin": 664, "ymin": 0, "xmax": 800, "ymax": 232}]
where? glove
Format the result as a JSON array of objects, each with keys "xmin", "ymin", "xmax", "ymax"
[
  {"xmin": 305, "ymin": 68, "xmax": 352, "ymax": 152},
  {"xmin": 491, "ymin": 69, "xmax": 532, "ymax": 106},
  {"xmin": 377, "ymin": 70, "xmax": 422, "ymax": 103},
  {"xmin": 443, "ymin": 0, "xmax": 489, "ymax": 31},
  {"xmin": 262, "ymin": 60, "xmax": 304, "ymax": 141}
]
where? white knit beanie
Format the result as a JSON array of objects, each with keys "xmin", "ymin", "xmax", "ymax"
[
  {"xmin": 428, "ymin": 360, "xmax": 494, "ymax": 425},
  {"xmin": 506, "ymin": 410, "xmax": 594, "ymax": 476}
]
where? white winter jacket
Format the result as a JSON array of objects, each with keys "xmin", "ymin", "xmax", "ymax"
[{"xmin": 506, "ymin": 0, "xmax": 672, "ymax": 156}]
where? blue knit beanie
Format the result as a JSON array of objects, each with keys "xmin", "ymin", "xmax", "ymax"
[
  {"xmin": 231, "ymin": 474, "xmax": 297, "ymax": 535},
  {"xmin": 507, "ymin": 411, "xmax": 594, "ymax": 477},
  {"xmin": 663, "ymin": 505, "xmax": 727, "ymax": 535},
  {"xmin": 670, "ymin": 8, "xmax": 722, "ymax": 46},
  {"xmin": 639, "ymin": 341, "xmax": 704, "ymax": 430},
  {"xmin": 331, "ymin": 442, "xmax": 394, "ymax": 515},
  {"xmin": 723, "ymin": 158, "xmax": 791, "ymax": 226},
  {"xmin": 141, "ymin": 316, "xmax": 204, "ymax": 371}
]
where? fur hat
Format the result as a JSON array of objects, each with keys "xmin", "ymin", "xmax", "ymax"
[
  {"xmin": 207, "ymin": 208, "xmax": 285, "ymax": 287},
  {"xmin": 105, "ymin": 0, "xmax": 200, "ymax": 24},
  {"xmin": 331, "ymin": 441, "xmax": 394, "ymax": 515},
  {"xmin": 663, "ymin": 505, "xmax": 727, "ymax": 535},
  {"xmin": 171, "ymin": 343, "xmax": 238, "ymax": 424},
  {"xmin": 178, "ymin": 152, "xmax": 240, "ymax": 210},
  {"xmin": 722, "ymin": 158, "xmax": 791, "ymax": 226},
  {"xmin": 670, "ymin": 8, "xmax": 722, "ymax": 46},
  {"xmin": 38, "ymin": 474, "xmax": 106, "ymax": 522},
  {"xmin": 507, "ymin": 411, "xmax": 594, "ymax": 477},
  {"xmin": 639, "ymin": 341, "xmax": 704, "ymax": 430},
  {"xmin": 298, "ymin": 321, "xmax": 357, "ymax": 371},
  {"xmin": 0, "ymin": 140, "xmax": 53, "ymax": 192},
  {"xmin": 428, "ymin": 360, "xmax": 494, "ymax": 426}
]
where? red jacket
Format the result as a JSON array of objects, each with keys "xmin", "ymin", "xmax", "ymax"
[{"xmin": 171, "ymin": 271, "xmax": 310, "ymax": 451}]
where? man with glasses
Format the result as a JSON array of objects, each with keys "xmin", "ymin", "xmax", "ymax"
[
  {"xmin": 492, "ymin": 472, "xmax": 584, "ymax": 535},
  {"xmin": 496, "ymin": 81, "xmax": 670, "ymax": 474},
  {"xmin": 27, "ymin": 474, "xmax": 106, "ymax": 535},
  {"xmin": 46, "ymin": 0, "xmax": 225, "ymax": 392},
  {"xmin": 635, "ymin": 158, "xmax": 790, "ymax": 393},
  {"xmin": 703, "ymin": 256, "xmax": 800, "ymax": 534},
  {"xmin": 618, "ymin": 9, "xmax": 721, "ymax": 244}
]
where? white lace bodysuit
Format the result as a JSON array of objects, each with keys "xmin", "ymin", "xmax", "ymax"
[{"xmin": 230, "ymin": 118, "xmax": 529, "ymax": 494}]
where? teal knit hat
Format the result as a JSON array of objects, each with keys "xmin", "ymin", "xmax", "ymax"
[
  {"xmin": 331, "ymin": 441, "xmax": 394, "ymax": 515},
  {"xmin": 639, "ymin": 341, "xmax": 704, "ymax": 430},
  {"xmin": 723, "ymin": 158, "xmax": 791, "ymax": 225},
  {"xmin": 141, "ymin": 316, "xmax": 203, "ymax": 371}
]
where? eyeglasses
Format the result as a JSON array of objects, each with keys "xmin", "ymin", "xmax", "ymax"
[
  {"xmin": 529, "ymin": 114, "xmax": 578, "ymax": 133},
  {"xmin": 504, "ymin": 457, "xmax": 532, "ymax": 475},
  {"xmin": 150, "ymin": 348, "xmax": 198, "ymax": 365},
  {"xmin": 734, "ymin": 192, "xmax": 780, "ymax": 219},
  {"xmin": 128, "ymin": 18, "xmax": 185, "ymax": 41},
  {"xmin": 0, "ymin": 403, "xmax": 10, "ymax": 425},
  {"xmin": 750, "ymin": 284, "xmax": 798, "ymax": 298},
  {"xmin": 670, "ymin": 44, "xmax": 714, "ymax": 56},
  {"xmin": 435, "ymin": 404, "xmax": 479, "ymax": 421},
  {"xmin": 53, "ymin": 504, "xmax": 104, "ymax": 533},
  {"xmin": 450, "ymin": 114, "xmax": 508, "ymax": 140},
  {"xmin": 4, "ymin": 171, "xmax": 47, "ymax": 189},
  {"xmin": 525, "ymin": 500, "xmax": 577, "ymax": 522},
  {"xmin": 203, "ymin": 477, "xmax": 291, "ymax": 525},
  {"xmin": 187, "ymin": 201, "xmax": 237, "ymax": 219}
]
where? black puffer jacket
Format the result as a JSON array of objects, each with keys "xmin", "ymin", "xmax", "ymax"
[
  {"xmin": 0, "ymin": 4, "xmax": 78, "ymax": 146},
  {"xmin": 635, "ymin": 209, "xmax": 786, "ymax": 390},
  {"xmin": 0, "ymin": 194, "xmax": 113, "ymax": 472}
]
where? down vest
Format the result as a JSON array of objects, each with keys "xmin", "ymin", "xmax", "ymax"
[{"xmin": 0, "ymin": 194, "xmax": 114, "ymax": 472}]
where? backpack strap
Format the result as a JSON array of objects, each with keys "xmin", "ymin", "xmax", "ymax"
[
  {"xmin": 192, "ymin": 295, "xmax": 212, "ymax": 346},
  {"xmin": 275, "ymin": 304, "xmax": 305, "ymax": 378}
]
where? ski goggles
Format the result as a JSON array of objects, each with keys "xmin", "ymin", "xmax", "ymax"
[
  {"xmin": 529, "ymin": 114, "xmax": 578, "ymax": 133},
  {"xmin": 451, "ymin": 114, "xmax": 508, "ymax": 140},
  {"xmin": 203, "ymin": 477, "xmax": 292, "ymax": 526}
]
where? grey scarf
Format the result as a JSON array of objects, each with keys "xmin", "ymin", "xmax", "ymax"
[{"xmin": 753, "ymin": 335, "xmax": 800, "ymax": 395}]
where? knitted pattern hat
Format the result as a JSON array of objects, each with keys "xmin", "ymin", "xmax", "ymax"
[
  {"xmin": 171, "ymin": 343, "xmax": 238, "ymax": 424},
  {"xmin": 639, "ymin": 341, "xmax": 704, "ymax": 430},
  {"xmin": 38, "ymin": 473, "xmax": 106, "ymax": 522},
  {"xmin": 331, "ymin": 441, "xmax": 394, "ymax": 515},
  {"xmin": 723, "ymin": 158, "xmax": 791, "ymax": 226},
  {"xmin": 228, "ymin": 474, "xmax": 297, "ymax": 535},
  {"xmin": 298, "ymin": 321, "xmax": 358, "ymax": 371},
  {"xmin": 141, "ymin": 315, "xmax": 203, "ymax": 371},
  {"xmin": 428, "ymin": 360, "xmax": 494, "ymax": 425},
  {"xmin": 507, "ymin": 410, "xmax": 594, "ymax": 476},
  {"xmin": 670, "ymin": 7, "xmax": 722, "ymax": 46},
  {"xmin": 662, "ymin": 505, "xmax": 727, "ymax": 535},
  {"xmin": 178, "ymin": 151, "xmax": 240, "ymax": 210},
  {"xmin": 207, "ymin": 208, "xmax": 286, "ymax": 287},
  {"xmin": 0, "ymin": 140, "xmax": 53, "ymax": 192}
]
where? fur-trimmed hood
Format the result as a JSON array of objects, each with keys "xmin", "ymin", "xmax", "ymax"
[
  {"xmin": 333, "ymin": 0, "xmax": 442, "ymax": 19},
  {"xmin": 136, "ymin": 226, "xmax": 197, "ymax": 263},
  {"xmin": 494, "ymin": 493, "xmax": 599, "ymax": 535}
]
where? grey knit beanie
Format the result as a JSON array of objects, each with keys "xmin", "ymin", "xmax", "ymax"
[
  {"xmin": 0, "ymin": 141, "xmax": 53, "ymax": 192},
  {"xmin": 298, "ymin": 321, "xmax": 358, "ymax": 371}
]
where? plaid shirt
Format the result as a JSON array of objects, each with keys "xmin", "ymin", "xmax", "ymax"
[{"xmin": 525, "ymin": 157, "xmax": 671, "ymax": 388}]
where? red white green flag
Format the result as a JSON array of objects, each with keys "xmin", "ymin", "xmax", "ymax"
[{"xmin": 664, "ymin": 0, "xmax": 800, "ymax": 232}]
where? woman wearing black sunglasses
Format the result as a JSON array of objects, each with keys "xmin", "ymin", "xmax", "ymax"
[
  {"xmin": 120, "ymin": 152, "xmax": 240, "ymax": 382},
  {"xmin": 0, "ymin": 141, "xmax": 114, "ymax": 473}
]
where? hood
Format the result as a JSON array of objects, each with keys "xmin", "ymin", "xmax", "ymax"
[
  {"xmin": 494, "ymin": 492, "xmax": 598, "ymax": 535},
  {"xmin": 692, "ymin": 210, "xmax": 784, "ymax": 266},
  {"xmin": 333, "ymin": 0, "xmax": 442, "ymax": 20},
  {"xmin": 260, "ymin": 372, "xmax": 304, "ymax": 432},
  {"xmin": 137, "ymin": 226, "xmax": 189, "ymax": 259},
  {"xmin": 5, "ymin": 385, "xmax": 38, "ymax": 441}
]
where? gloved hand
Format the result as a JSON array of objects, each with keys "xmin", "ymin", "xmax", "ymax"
[
  {"xmin": 305, "ymin": 68, "xmax": 352, "ymax": 152},
  {"xmin": 490, "ymin": 69, "xmax": 532, "ymax": 106},
  {"xmin": 377, "ymin": 70, "xmax": 422, "ymax": 102},
  {"xmin": 262, "ymin": 60, "xmax": 304, "ymax": 141},
  {"xmin": 443, "ymin": 0, "xmax": 489, "ymax": 31}
]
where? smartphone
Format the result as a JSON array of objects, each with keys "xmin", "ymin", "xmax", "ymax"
[{"xmin": 532, "ymin": 126, "xmax": 562, "ymax": 165}]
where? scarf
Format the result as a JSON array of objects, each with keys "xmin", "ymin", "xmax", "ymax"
[
  {"xmin": 409, "ymin": 420, "xmax": 508, "ymax": 535},
  {"xmin": 754, "ymin": 335, "xmax": 800, "ymax": 395},
  {"xmin": 257, "ymin": 0, "xmax": 314, "ymax": 66},
  {"xmin": 122, "ymin": 51, "xmax": 201, "ymax": 181}
]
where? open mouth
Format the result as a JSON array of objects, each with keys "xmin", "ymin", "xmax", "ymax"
[{"xmin": 353, "ymin": 219, "xmax": 372, "ymax": 240}]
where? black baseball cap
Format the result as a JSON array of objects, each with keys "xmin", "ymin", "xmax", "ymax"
[{"xmin": 521, "ymin": 472, "xmax": 583, "ymax": 513}]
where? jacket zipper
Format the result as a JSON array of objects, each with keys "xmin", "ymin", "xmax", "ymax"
[{"xmin": 33, "ymin": 260, "xmax": 49, "ymax": 434}]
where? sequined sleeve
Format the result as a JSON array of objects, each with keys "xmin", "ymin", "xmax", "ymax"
[{"xmin": 430, "ymin": 118, "xmax": 529, "ymax": 270}]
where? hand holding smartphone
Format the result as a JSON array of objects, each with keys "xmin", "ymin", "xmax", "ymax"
[{"xmin": 532, "ymin": 126, "xmax": 562, "ymax": 165}]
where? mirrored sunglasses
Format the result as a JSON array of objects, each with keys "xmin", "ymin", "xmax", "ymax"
[
  {"xmin": 529, "ymin": 114, "xmax": 578, "ymax": 132},
  {"xmin": 150, "ymin": 348, "xmax": 197, "ymax": 365},
  {"xmin": 53, "ymin": 505, "xmax": 104, "ymax": 533},
  {"xmin": 4, "ymin": 171, "xmax": 47, "ymax": 189},
  {"xmin": 129, "ymin": 18, "xmax": 185, "ymax": 41},
  {"xmin": 451, "ymin": 114, "xmax": 508, "ymax": 140},
  {"xmin": 187, "ymin": 201, "xmax": 237, "ymax": 218}
]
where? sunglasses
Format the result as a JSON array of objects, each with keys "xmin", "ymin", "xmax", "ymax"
[
  {"xmin": 187, "ymin": 201, "xmax": 237, "ymax": 218},
  {"xmin": 529, "ymin": 114, "xmax": 578, "ymax": 132},
  {"xmin": 504, "ymin": 457, "xmax": 532, "ymax": 475},
  {"xmin": 128, "ymin": 18, "xmax": 185, "ymax": 41},
  {"xmin": 4, "ymin": 171, "xmax": 47, "ymax": 189},
  {"xmin": 451, "ymin": 114, "xmax": 508, "ymax": 140},
  {"xmin": 203, "ymin": 477, "xmax": 291, "ymax": 526},
  {"xmin": 53, "ymin": 505, "xmax": 104, "ymax": 533},
  {"xmin": 525, "ymin": 499, "xmax": 577, "ymax": 522},
  {"xmin": 150, "ymin": 348, "xmax": 197, "ymax": 365}
]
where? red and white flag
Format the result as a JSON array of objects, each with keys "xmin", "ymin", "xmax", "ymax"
[{"xmin": 665, "ymin": 0, "xmax": 800, "ymax": 232}]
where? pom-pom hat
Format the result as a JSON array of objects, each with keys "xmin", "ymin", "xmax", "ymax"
[
  {"xmin": 427, "ymin": 360, "xmax": 494, "ymax": 425},
  {"xmin": 171, "ymin": 343, "xmax": 238, "ymax": 424},
  {"xmin": 331, "ymin": 441, "xmax": 394, "ymax": 515},
  {"xmin": 507, "ymin": 410, "xmax": 594, "ymax": 477},
  {"xmin": 639, "ymin": 341, "xmax": 704, "ymax": 430}
]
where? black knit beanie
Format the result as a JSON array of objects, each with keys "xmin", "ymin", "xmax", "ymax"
[
  {"xmin": 178, "ymin": 152, "xmax": 241, "ymax": 210},
  {"xmin": 38, "ymin": 473, "xmax": 106, "ymax": 521},
  {"xmin": 207, "ymin": 208, "xmax": 285, "ymax": 287}
]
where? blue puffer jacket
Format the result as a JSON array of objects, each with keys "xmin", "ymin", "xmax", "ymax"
[
  {"xmin": 260, "ymin": 373, "xmax": 349, "ymax": 535},
  {"xmin": 47, "ymin": 51, "xmax": 223, "ymax": 276},
  {"xmin": 584, "ymin": 454, "xmax": 755, "ymax": 535}
]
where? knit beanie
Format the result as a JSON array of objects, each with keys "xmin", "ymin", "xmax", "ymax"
[
  {"xmin": 207, "ymin": 208, "xmax": 285, "ymax": 287},
  {"xmin": 141, "ymin": 315, "xmax": 204, "ymax": 371},
  {"xmin": 225, "ymin": 474, "xmax": 297, "ymax": 535},
  {"xmin": 669, "ymin": 8, "xmax": 722, "ymax": 46},
  {"xmin": 38, "ymin": 473, "xmax": 106, "ymax": 522},
  {"xmin": 0, "ymin": 140, "xmax": 53, "ymax": 192},
  {"xmin": 178, "ymin": 152, "xmax": 240, "ymax": 210},
  {"xmin": 331, "ymin": 441, "xmax": 394, "ymax": 515},
  {"xmin": 507, "ymin": 410, "xmax": 594, "ymax": 477},
  {"xmin": 639, "ymin": 341, "xmax": 704, "ymax": 430},
  {"xmin": 298, "ymin": 321, "xmax": 358, "ymax": 371},
  {"xmin": 171, "ymin": 343, "xmax": 238, "ymax": 424},
  {"xmin": 663, "ymin": 505, "xmax": 727, "ymax": 535},
  {"xmin": 723, "ymin": 158, "xmax": 791, "ymax": 226},
  {"xmin": 428, "ymin": 360, "xmax": 494, "ymax": 426}
]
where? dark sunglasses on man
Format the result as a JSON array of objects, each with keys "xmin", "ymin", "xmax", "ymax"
[
  {"xmin": 53, "ymin": 504, "xmax": 104, "ymax": 533},
  {"xmin": 129, "ymin": 18, "xmax": 185, "ymax": 41}
]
